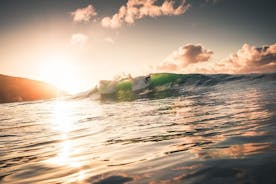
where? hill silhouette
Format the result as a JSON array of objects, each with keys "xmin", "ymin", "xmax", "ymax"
[{"xmin": 0, "ymin": 74, "xmax": 63, "ymax": 103}]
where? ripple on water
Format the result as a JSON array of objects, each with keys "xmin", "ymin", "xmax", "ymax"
[{"xmin": 0, "ymin": 81, "xmax": 276, "ymax": 183}]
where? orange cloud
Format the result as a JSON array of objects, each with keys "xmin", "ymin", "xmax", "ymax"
[
  {"xmin": 222, "ymin": 43, "xmax": 276, "ymax": 73},
  {"xmin": 157, "ymin": 44, "xmax": 213, "ymax": 71},
  {"xmin": 157, "ymin": 62, "xmax": 178, "ymax": 71},
  {"xmin": 71, "ymin": 5, "xmax": 97, "ymax": 23},
  {"xmin": 101, "ymin": 0, "xmax": 190, "ymax": 29},
  {"xmin": 156, "ymin": 43, "xmax": 276, "ymax": 74}
]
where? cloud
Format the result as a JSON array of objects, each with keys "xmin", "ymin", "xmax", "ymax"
[
  {"xmin": 157, "ymin": 62, "xmax": 178, "ymax": 71},
  {"xmin": 156, "ymin": 43, "xmax": 276, "ymax": 74},
  {"xmin": 72, "ymin": 5, "xmax": 97, "ymax": 23},
  {"xmin": 104, "ymin": 37, "xmax": 115, "ymax": 44},
  {"xmin": 101, "ymin": 0, "xmax": 190, "ymax": 29},
  {"xmin": 222, "ymin": 43, "xmax": 276, "ymax": 73},
  {"xmin": 157, "ymin": 44, "xmax": 213, "ymax": 71},
  {"xmin": 70, "ymin": 33, "xmax": 88, "ymax": 47}
]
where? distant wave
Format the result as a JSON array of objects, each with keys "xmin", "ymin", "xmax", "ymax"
[{"xmin": 78, "ymin": 73, "xmax": 276, "ymax": 101}]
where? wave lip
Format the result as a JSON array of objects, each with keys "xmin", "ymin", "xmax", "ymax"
[{"xmin": 87, "ymin": 73, "xmax": 276, "ymax": 101}]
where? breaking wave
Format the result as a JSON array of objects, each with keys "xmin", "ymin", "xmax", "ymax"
[{"xmin": 81, "ymin": 73, "xmax": 276, "ymax": 101}]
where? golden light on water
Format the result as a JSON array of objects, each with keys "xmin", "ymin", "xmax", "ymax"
[
  {"xmin": 47, "ymin": 101, "xmax": 82, "ymax": 168},
  {"xmin": 52, "ymin": 101, "xmax": 75, "ymax": 133},
  {"xmin": 45, "ymin": 100, "xmax": 106, "ymax": 183}
]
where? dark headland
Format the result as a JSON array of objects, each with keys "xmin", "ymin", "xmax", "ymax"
[{"xmin": 0, "ymin": 74, "xmax": 61, "ymax": 103}]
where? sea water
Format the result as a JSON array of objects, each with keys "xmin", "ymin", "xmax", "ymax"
[{"xmin": 1, "ymin": 74, "xmax": 276, "ymax": 183}]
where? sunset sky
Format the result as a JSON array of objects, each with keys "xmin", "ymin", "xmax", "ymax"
[{"xmin": 0, "ymin": 0, "xmax": 275, "ymax": 93}]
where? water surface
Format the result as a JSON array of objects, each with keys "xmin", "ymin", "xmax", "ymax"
[{"xmin": 1, "ymin": 74, "xmax": 276, "ymax": 183}]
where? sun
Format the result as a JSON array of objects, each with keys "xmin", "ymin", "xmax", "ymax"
[{"xmin": 39, "ymin": 55, "xmax": 84, "ymax": 94}]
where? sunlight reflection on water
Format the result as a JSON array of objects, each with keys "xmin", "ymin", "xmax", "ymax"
[{"xmin": 0, "ymin": 81, "xmax": 276, "ymax": 183}]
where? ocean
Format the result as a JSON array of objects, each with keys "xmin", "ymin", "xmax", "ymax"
[{"xmin": 1, "ymin": 73, "xmax": 276, "ymax": 184}]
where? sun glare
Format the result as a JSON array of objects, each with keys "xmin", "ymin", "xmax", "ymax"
[{"xmin": 39, "ymin": 55, "xmax": 84, "ymax": 94}]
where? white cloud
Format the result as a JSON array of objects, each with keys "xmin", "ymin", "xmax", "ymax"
[
  {"xmin": 101, "ymin": 0, "xmax": 190, "ymax": 29},
  {"xmin": 104, "ymin": 37, "xmax": 115, "ymax": 44},
  {"xmin": 70, "ymin": 33, "xmax": 88, "ymax": 47},
  {"xmin": 71, "ymin": 5, "xmax": 97, "ymax": 23}
]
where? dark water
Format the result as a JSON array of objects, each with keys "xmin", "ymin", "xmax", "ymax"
[{"xmin": 0, "ymin": 74, "xmax": 276, "ymax": 184}]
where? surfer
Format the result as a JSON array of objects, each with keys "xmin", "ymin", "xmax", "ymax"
[
  {"xmin": 128, "ymin": 73, "xmax": 133, "ymax": 80},
  {"xmin": 132, "ymin": 74, "xmax": 151, "ymax": 92},
  {"xmin": 144, "ymin": 74, "xmax": 151, "ymax": 83}
]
